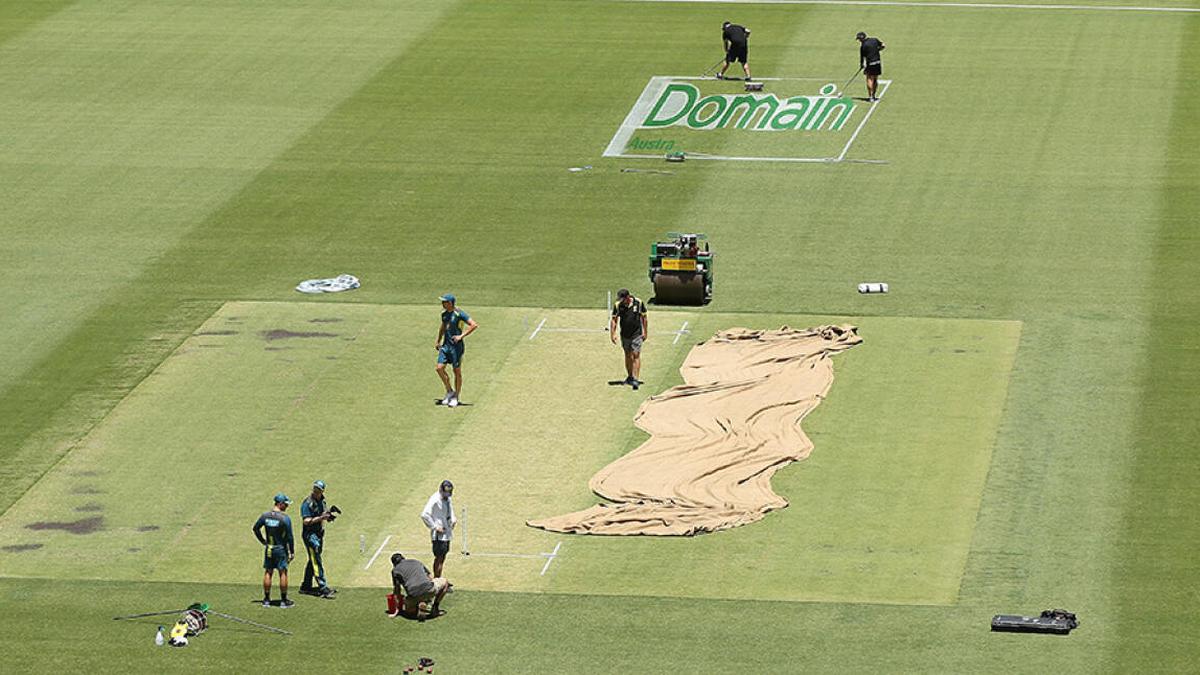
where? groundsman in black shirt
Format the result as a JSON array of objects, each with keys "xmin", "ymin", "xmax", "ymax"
[
  {"xmin": 856, "ymin": 31, "xmax": 886, "ymax": 101},
  {"xmin": 610, "ymin": 288, "xmax": 647, "ymax": 391},
  {"xmin": 717, "ymin": 21, "xmax": 752, "ymax": 81}
]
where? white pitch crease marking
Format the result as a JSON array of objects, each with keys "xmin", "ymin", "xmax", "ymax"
[
  {"xmin": 540, "ymin": 542, "xmax": 563, "ymax": 576},
  {"xmin": 364, "ymin": 535, "xmax": 392, "ymax": 570},
  {"xmin": 529, "ymin": 317, "xmax": 547, "ymax": 340},
  {"xmin": 674, "ymin": 320, "xmax": 690, "ymax": 345}
]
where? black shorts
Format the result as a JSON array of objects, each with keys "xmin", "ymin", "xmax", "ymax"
[
  {"xmin": 864, "ymin": 62, "xmax": 882, "ymax": 76},
  {"xmin": 727, "ymin": 43, "xmax": 748, "ymax": 64},
  {"xmin": 432, "ymin": 540, "xmax": 450, "ymax": 557}
]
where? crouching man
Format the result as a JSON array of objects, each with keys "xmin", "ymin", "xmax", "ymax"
[{"xmin": 389, "ymin": 552, "xmax": 449, "ymax": 619}]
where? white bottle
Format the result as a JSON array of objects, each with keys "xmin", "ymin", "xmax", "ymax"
[{"xmin": 155, "ymin": 627, "xmax": 165, "ymax": 646}]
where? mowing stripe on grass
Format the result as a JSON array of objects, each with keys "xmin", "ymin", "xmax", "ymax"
[
  {"xmin": 0, "ymin": 0, "xmax": 464, "ymax": 515},
  {"xmin": 0, "ymin": 0, "xmax": 726, "ymax": 516},
  {"xmin": 0, "ymin": 0, "xmax": 74, "ymax": 47},
  {"xmin": 1112, "ymin": 13, "xmax": 1200, "ymax": 670}
]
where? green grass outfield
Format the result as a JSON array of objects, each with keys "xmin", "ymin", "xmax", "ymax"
[{"xmin": 1, "ymin": 0, "xmax": 1197, "ymax": 672}]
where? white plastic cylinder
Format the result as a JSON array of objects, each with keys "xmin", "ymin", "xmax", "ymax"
[{"xmin": 857, "ymin": 282, "xmax": 889, "ymax": 294}]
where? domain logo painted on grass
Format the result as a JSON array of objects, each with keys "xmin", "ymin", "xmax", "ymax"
[
  {"xmin": 604, "ymin": 76, "xmax": 890, "ymax": 163},
  {"xmin": 642, "ymin": 83, "xmax": 856, "ymax": 132}
]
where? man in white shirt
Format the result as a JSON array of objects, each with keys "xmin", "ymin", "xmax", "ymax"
[{"xmin": 420, "ymin": 480, "xmax": 456, "ymax": 578}]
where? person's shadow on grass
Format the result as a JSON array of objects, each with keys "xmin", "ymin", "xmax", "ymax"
[{"xmin": 390, "ymin": 608, "xmax": 447, "ymax": 623}]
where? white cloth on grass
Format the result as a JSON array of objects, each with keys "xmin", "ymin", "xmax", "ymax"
[
  {"xmin": 295, "ymin": 274, "xmax": 360, "ymax": 294},
  {"xmin": 420, "ymin": 491, "xmax": 456, "ymax": 542}
]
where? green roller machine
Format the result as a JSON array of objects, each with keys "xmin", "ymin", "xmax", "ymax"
[{"xmin": 649, "ymin": 233, "xmax": 713, "ymax": 305}]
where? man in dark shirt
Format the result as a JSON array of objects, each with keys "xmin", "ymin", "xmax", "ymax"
[
  {"xmin": 717, "ymin": 21, "xmax": 751, "ymax": 81},
  {"xmin": 252, "ymin": 493, "xmax": 295, "ymax": 608},
  {"xmin": 610, "ymin": 288, "xmax": 648, "ymax": 391},
  {"xmin": 389, "ymin": 553, "xmax": 449, "ymax": 619},
  {"xmin": 856, "ymin": 32, "xmax": 886, "ymax": 102}
]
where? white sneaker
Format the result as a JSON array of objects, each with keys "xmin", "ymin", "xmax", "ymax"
[
  {"xmin": 441, "ymin": 391, "xmax": 453, "ymax": 405},
  {"xmin": 448, "ymin": 392, "xmax": 460, "ymax": 408}
]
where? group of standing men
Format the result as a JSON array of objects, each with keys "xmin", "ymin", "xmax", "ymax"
[
  {"xmin": 715, "ymin": 21, "xmax": 887, "ymax": 102},
  {"xmin": 252, "ymin": 480, "xmax": 337, "ymax": 608},
  {"xmin": 248, "ymin": 289, "xmax": 653, "ymax": 615},
  {"xmin": 249, "ymin": 290, "xmax": 646, "ymax": 616},
  {"xmin": 251, "ymin": 477, "xmax": 458, "ymax": 620}
]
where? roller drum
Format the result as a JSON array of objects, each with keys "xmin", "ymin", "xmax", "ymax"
[{"xmin": 653, "ymin": 272, "xmax": 705, "ymax": 305}]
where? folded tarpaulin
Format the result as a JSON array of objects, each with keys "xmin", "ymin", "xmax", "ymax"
[
  {"xmin": 527, "ymin": 325, "xmax": 861, "ymax": 536},
  {"xmin": 296, "ymin": 274, "xmax": 360, "ymax": 294}
]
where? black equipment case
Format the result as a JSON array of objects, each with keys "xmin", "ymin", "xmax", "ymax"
[{"xmin": 991, "ymin": 609, "xmax": 1079, "ymax": 635}]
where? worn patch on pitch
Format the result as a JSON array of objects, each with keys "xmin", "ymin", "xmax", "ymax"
[
  {"xmin": 26, "ymin": 516, "xmax": 104, "ymax": 535},
  {"xmin": 260, "ymin": 329, "xmax": 338, "ymax": 341},
  {"xmin": 2, "ymin": 543, "xmax": 44, "ymax": 553}
]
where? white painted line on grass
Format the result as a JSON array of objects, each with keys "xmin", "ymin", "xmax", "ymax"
[
  {"xmin": 674, "ymin": 320, "xmax": 690, "ymax": 345},
  {"xmin": 537, "ymin": 327, "xmax": 691, "ymax": 336},
  {"xmin": 529, "ymin": 317, "xmax": 547, "ymax": 340},
  {"xmin": 540, "ymin": 541, "xmax": 563, "ymax": 576},
  {"xmin": 541, "ymin": 327, "xmax": 609, "ymax": 334},
  {"xmin": 836, "ymin": 80, "xmax": 892, "ymax": 162},
  {"xmin": 624, "ymin": 0, "xmax": 1200, "ymax": 13},
  {"xmin": 364, "ymin": 535, "xmax": 391, "ymax": 570},
  {"xmin": 466, "ymin": 551, "xmax": 557, "ymax": 560},
  {"xmin": 663, "ymin": 75, "xmax": 842, "ymax": 81},
  {"xmin": 378, "ymin": 536, "xmax": 554, "ymax": 563},
  {"xmin": 605, "ymin": 77, "xmax": 671, "ymax": 157},
  {"xmin": 616, "ymin": 152, "xmax": 888, "ymax": 164}
]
